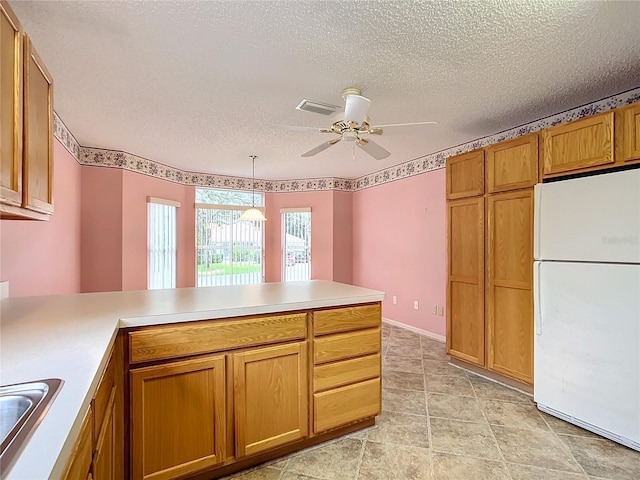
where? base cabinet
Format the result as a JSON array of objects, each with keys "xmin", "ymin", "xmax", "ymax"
[
  {"xmin": 130, "ymin": 355, "xmax": 226, "ymax": 480},
  {"xmin": 233, "ymin": 342, "xmax": 308, "ymax": 457}
]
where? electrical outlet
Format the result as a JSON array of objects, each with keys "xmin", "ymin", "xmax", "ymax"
[
  {"xmin": 392, "ymin": 295, "xmax": 397, "ymax": 305},
  {"xmin": 438, "ymin": 306, "xmax": 444, "ymax": 316},
  {"xmin": 414, "ymin": 301, "xmax": 419, "ymax": 310},
  {"xmin": 431, "ymin": 305, "xmax": 437, "ymax": 315}
]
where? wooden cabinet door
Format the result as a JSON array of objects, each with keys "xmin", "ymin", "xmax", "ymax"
[
  {"xmin": 446, "ymin": 150, "xmax": 484, "ymax": 199},
  {"xmin": 486, "ymin": 134, "xmax": 538, "ymax": 193},
  {"xmin": 234, "ymin": 342, "xmax": 308, "ymax": 457},
  {"xmin": 446, "ymin": 197, "xmax": 485, "ymax": 365},
  {"xmin": 93, "ymin": 386, "xmax": 116, "ymax": 480},
  {"xmin": 23, "ymin": 34, "xmax": 53, "ymax": 214},
  {"xmin": 486, "ymin": 190, "xmax": 534, "ymax": 384},
  {"xmin": 0, "ymin": 1, "xmax": 23, "ymax": 207},
  {"xmin": 130, "ymin": 355, "xmax": 226, "ymax": 480},
  {"xmin": 62, "ymin": 407, "xmax": 93, "ymax": 480},
  {"xmin": 619, "ymin": 103, "xmax": 640, "ymax": 163},
  {"xmin": 542, "ymin": 112, "xmax": 614, "ymax": 177}
]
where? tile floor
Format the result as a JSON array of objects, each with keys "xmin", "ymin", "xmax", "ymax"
[{"xmin": 223, "ymin": 323, "xmax": 640, "ymax": 480}]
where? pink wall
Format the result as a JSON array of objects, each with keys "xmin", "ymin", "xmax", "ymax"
[
  {"xmin": 121, "ymin": 170, "xmax": 195, "ymax": 290},
  {"xmin": 352, "ymin": 169, "xmax": 447, "ymax": 336},
  {"xmin": 0, "ymin": 140, "xmax": 82, "ymax": 297},
  {"xmin": 332, "ymin": 190, "xmax": 353, "ymax": 285},
  {"xmin": 81, "ymin": 167, "xmax": 123, "ymax": 292},
  {"xmin": 80, "ymin": 167, "xmax": 195, "ymax": 292},
  {"xmin": 264, "ymin": 190, "xmax": 336, "ymax": 282}
]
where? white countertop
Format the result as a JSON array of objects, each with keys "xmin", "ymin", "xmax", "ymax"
[{"xmin": 0, "ymin": 280, "xmax": 384, "ymax": 480}]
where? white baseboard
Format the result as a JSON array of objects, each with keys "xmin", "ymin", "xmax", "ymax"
[
  {"xmin": 383, "ymin": 317, "xmax": 446, "ymax": 343},
  {"xmin": 0, "ymin": 281, "xmax": 8, "ymax": 300}
]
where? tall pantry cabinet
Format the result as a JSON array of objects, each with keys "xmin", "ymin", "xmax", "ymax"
[{"xmin": 446, "ymin": 134, "xmax": 537, "ymax": 385}]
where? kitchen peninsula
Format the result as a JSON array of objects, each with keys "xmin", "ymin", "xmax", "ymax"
[{"xmin": 1, "ymin": 280, "xmax": 385, "ymax": 480}]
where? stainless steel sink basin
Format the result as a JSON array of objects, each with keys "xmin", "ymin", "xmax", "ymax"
[{"xmin": 0, "ymin": 379, "xmax": 63, "ymax": 475}]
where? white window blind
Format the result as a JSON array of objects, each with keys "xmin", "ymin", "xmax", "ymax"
[
  {"xmin": 282, "ymin": 208, "xmax": 311, "ymax": 282},
  {"xmin": 147, "ymin": 198, "xmax": 179, "ymax": 289}
]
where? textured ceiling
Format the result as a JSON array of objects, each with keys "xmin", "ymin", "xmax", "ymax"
[{"xmin": 10, "ymin": 0, "xmax": 640, "ymax": 180}]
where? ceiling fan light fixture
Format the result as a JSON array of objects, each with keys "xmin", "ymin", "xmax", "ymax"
[
  {"xmin": 239, "ymin": 155, "xmax": 266, "ymax": 222},
  {"xmin": 295, "ymin": 99, "xmax": 340, "ymax": 116},
  {"xmin": 344, "ymin": 94, "xmax": 371, "ymax": 125}
]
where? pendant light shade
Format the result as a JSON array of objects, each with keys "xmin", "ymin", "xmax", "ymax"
[
  {"xmin": 239, "ymin": 155, "xmax": 266, "ymax": 222},
  {"xmin": 239, "ymin": 207, "xmax": 267, "ymax": 221}
]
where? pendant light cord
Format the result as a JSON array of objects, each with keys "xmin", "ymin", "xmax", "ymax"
[{"xmin": 250, "ymin": 155, "xmax": 257, "ymax": 207}]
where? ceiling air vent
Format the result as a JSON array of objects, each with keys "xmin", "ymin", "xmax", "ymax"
[{"xmin": 295, "ymin": 99, "xmax": 340, "ymax": 116}]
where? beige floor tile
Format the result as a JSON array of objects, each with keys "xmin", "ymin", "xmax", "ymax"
[
  {"xmin": 430, "ymin": 417, "xmax": 502, "ymax": 460},
  {"xmin": 383, "ymin": 388, "xmax": 427, "ymax": 416},
  {"xmin": 284, "ymin": 437, "xmax": 363, "ymax": 480},
  {"xmin": 382, "ymin": 370, "xmax": 425, "ymax": 391},
  {"xmin": 480, "ymin": 398, "xmax": 549, "ymax": 431},
  {"xmin": 541, "ymin": 412, "xmax": 602, "ymax": 439},
  {"xmin": 432, "ymin": 452, "xmax": 510, "ymax": 480},
  {"xmin": 357, "ymin": 441, "xmax": 431, "ymax": 480},
  {"xmin": 390, "ymin": 328, "xmax": 421, "ymax": 341},
  {"xmin": 491, "ymin": 425, "xmax": 582, "ymax": 473},
  {"xmin": 228, "ymin": 466, "xmax": 283, "ymax": 479},
  {"xmin": 468, "ymin": 374, "xmax": 532, "ymax": 403},
  {"xmin": 507, "ymin": 463, "xmax": 589, "ymax": 480},
  {"xmin": 367, "ymin": 411, "xmax": 430, "ymax": 448},
  {"xmin": 384, "ymin": 355, "xmax": 425, "ymax": 374},
  {"xmin": 422, "ymin": 359, "xmax": 467, "ymax": 377},
  {"xmin": 386, "ymin": 344, "xmax": 424, "ymax": 359},
  {"xmin": 389, "ymin": 337, "xmax": 422, "ymax": 350},
  {"xmin": 427, "ymin": 393, "xmax": 485, "ymax": 422},
  {"xmin": 424, "ymin": 374, "xmax": 474, "ymax": 396},
  {"xmin": 281, "ymin": 473, "xmax": 323, "ymax": 480},
  {"xmin": 560, "ymin": 435, "xmax": 640, "ymax": 480}
]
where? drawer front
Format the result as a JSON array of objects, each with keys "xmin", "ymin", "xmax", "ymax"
[
  {"xmin": 313, "ymin": 378, "xmax": 381, "ymax": 433},
  {"xmin": 314, "ymin": 353, "xmax": 380, "ymax": 392},
  {"xmin": 314, "ymin": 328, "xmax": 380, "ymax": 365},
  {"xmin": 313, "ymin": 304, "xmax": 381, "ymax": 336},
  {"xmin": 129, "ymin": 313, "xmax": 307, "ymax": 364}
]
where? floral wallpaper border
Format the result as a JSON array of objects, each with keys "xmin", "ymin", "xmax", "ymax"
[
  {"xmin": 54, "ymin": 87, "xmax": 640, "ymax": 193},
  {"xmin": 53, "ymin": 112, "xmax": 80, "ymax": 160}
]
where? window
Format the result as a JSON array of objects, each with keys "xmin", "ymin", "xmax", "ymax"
[
  {"xmin": 196, "ymin": 189, "xmax": 264, "ymax": 286},
  {"xmin": 147, "ymin": 197, "xmax": 179, "ymax": 289},
  {"xmin": 282, "ymin": 208, "xmax": 311, "ymax": 282}
]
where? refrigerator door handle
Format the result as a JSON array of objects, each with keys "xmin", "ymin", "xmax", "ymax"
[
  {"xmin": 534, "ymin": 261, "xmax": 543, "ymax": 335},
  {"xmin": 533, "ymin": 183, "xmax": 542, "ymax": 261}
]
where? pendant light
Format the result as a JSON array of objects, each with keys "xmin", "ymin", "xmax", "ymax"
[{"xmin": 239, "ymin": 155, "xmax": 267, "ymax": 221}]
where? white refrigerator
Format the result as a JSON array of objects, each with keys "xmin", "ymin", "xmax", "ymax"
[{"xmin": 534, "ymin": 168, "xmax": 640, "ymax": 451}]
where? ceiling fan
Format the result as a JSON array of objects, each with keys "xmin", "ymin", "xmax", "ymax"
[{"xmin": 293, "ymin": 87, "xmax": 437, "ymax": 160}]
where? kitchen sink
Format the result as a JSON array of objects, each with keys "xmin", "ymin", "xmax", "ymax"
[{"xmin": 0, "ymin": 378, "xmax": 63, "ymax": 475}]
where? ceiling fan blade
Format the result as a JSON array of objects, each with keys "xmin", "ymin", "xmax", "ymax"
[
  {"xmin": 344, "ymin": 94, "xmax": 371, "ymax": 125},
  {"xmin": 368, "ymin": 121, "xmax": 437, "ymax": 136},
  {"xmin": 301, "ymin": 137, "xmax": 341, "ymax": 157},
  {"xmin": 356, "ymin": 138, "xmax": 391, "ymax": 160},
  {"xmin": 272, "ymin": 124, "xmax": 329, "ymax": 132}
]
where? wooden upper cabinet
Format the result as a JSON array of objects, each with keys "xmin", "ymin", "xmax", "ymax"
[
  {"xmin": 446, "ymin": 196, "xmax": 485, "ymax": 366},
  {"xmin": 617, "ymin": 103, "xmax": 640, "ymax": 164},
  {"xmin": 130, "ymin": 355, "xmax": 226, "ymax": 480},
  {"xmin": 446, "ymin": 150, "xmax": 484, "ymax": 199},
  {"xmin": 542, "ymin": 111, "xmax": 614, "ymax": 177},
  {"xmin": 486, "ymin": 190, "xmax": 534, "ymax": 384},
  {"xmin": 0, "ymin": 0, "xmax": 23, "ymax": 207},
  {"xmin": 23, "ymin": 34, "xmax": 53, "ymax": 214},
  {"xmin": 234, "ymin": 342, "xmax": 308, "ymax": 458},
  {"xmin": 486, "ymin": 134, "xmax": 538, "ymax": 193}
]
